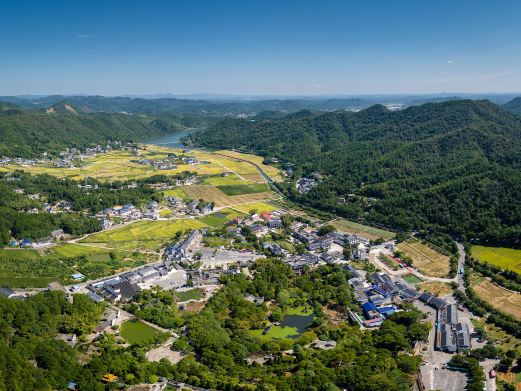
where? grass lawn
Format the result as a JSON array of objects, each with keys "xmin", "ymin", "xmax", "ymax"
[
  {"xmin": 397, "ymin": 240, "xmax": 451, "ymax": 278},
  {"xmin": 120, "ymin": 320, "xmax": 162, "ymax": 344},
  {"xmin": 472, "ymin": 318, "xmax": 521, "ymax": 354},
  {"xmin": 471, "ymin": 245, "xmax": 521, "ymax": 275},
  {"xmin": 331, "ymin": 218, "xmax": 395, "ymax": 241},
  {"xmin": 176, "ymin": 288, "xmax": 204, "ymax": 302},
  {"xmin": 81, "ymin": 219, "xmax": 206, "ymax": 251},
  {"xmin": 217, "ymin": 183, "xmax": 269, "ymax": 196},
  {"xmin": 402, "ymin": 274, "xmax": 423, "ymax": 284}
]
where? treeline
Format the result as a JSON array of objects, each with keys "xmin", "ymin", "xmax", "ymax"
[
  {"xmin": 454, "ymin": 271, "xmax": 521, "ymax": 339},
  {"xmin": 194, "ymin": 99, "xmax": 521, "ymax": 245},
  {"xmin": 467, "ymin": 257, "xmax": 521, "ymax": 293}
]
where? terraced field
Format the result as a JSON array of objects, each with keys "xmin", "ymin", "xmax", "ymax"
[{"xmin": 397, "ymin": 240, "xmax": 451, "ymax": 277}]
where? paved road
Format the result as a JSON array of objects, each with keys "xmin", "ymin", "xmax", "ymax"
[{"xmin": 456, "ymin": 242, "xmax": 466, "ymax": 292}]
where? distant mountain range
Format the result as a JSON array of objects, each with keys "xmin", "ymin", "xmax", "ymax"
[
  {"xmin": 193, "ymin": 99, "xmax": 521, "ymax": 244},
  {"xmin": 1, "ymin": 93, "xmax": 520, "ymax": 116}
]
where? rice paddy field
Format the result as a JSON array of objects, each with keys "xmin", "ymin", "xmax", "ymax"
[
  {"xmin": 182, "ymin": 185, "xmax": 275, "ymax": 208},
  {"xmin": 330, "ymin": 218, "xmax": 395, "ymax": 241},
  {"xmin": 396, "ymin": 240, "xmax": 451, "ymax": 277},
  {"xmin": 120, "ymin": 319, "xmax": 162, "ymax": 344},
  {"xmin": 471, "ymin": 245, "xmax": 521, "ymax": 274},
  {"xmin": 473, "ymin": 279, "xmax": 521, "ymax": 321},
  {"xmin": 80, "ymin": 219, "xmax": 206, "ymax": 251},
  {"xmin": 232, "ymin": 201, "xmax": 279, "ymax": 214},
  {"xmin": 2, "ymin": 145, "xmax": 283, "ymax": 184}
]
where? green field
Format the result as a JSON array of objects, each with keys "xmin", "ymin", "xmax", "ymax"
[
  {"xmin": 198, "ymin": 208, "xmax": 246, "ymax": 227},
  {"xmin": 331, "ymin": 218, "xmax": 395, "ymax": 241},
  {"xmin": 402, "ymin": 274, "xmax": 423, "ymax": 284},
  {"xmin": 232, "ymin": 201, "xmax": 278, "ymax": 214},
  {"xmin": 0, "ymin": 245, "xmax": 153, "ymax": 288},
  {"xmin": 120, "ymin": 319, "xmax": 162, "ymax": 344},
  {"xmin": 176, "ymin": 288, "xmax": 204, "ymax": 302},
  {"xmin": 472, "ymin": 245, "xmax": 521, "ymax": 274},
  {"xmin": 216, "ymin": 183, "xmax": 269, "ymax": 196},
  {"xmin": 81, "ymin": 219, "xmax": 206, "ymax": 251}
]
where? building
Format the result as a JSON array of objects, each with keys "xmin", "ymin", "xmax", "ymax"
[
  {"xmin": 419, "ymin": 292, "xmax": 446, "ymax": 309},
  {"xmin": 362, "ymin": 302, "xmax": 380, "ymax": 319},
  {"xmin": 439, "ymin": 323, "xmax": 457, "ymax": 353}
]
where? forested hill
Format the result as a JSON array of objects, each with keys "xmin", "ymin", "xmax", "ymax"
[
  {"xmin": 0, "ymin": 103, "xmax": 201, "ymax": 157},
  {"xmin": 193, "ymin": 100, "xmax": 521, "ymax": 244},
  {"xmin": 504, "ymin": 97, "xmax": 521, "ymax": 116}
]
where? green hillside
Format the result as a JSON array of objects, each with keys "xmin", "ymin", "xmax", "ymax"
[{"xmin": 193, "ymin": 100, "xmax": 521, "ymax": 244}]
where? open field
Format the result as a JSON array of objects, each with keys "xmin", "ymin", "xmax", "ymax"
[
  {"xmin": 120, "ymin": 320, "xmax": 162, "ymax": 344},
  {"xmin": 402, "ymin": 274, "xmax": 423, "ymax": 284},
  {"xmin": 162, "ymin": 187, "xmax": 189, "ymax": 199},
  {"xmin": 81, "ymin": 219, "xmax": 206, "ymax": 251},
  {"xmin": 0, "ymin": 245, "xmax": 153, "ymax": 288},
  {"xmin": 182, "ymin": 185, "xmax": 275, "ymax": 208},
  {"xmin": 176, "ymin": 288, "xmax": 204, "ymax": 302},
  {"xmin": 232, "ymin": 201, "xmax": 279, "ymax": 214},
  {"xmin": 217, "ymin": 183, "xmax": 269, "ymax": 196},
  {"xmin": 471, "ymin": 245, "xmax": 521, "ymax": 274},
  {"xmin": 473, "ymin": 279, "xmax": 521, "ymax": 321},
  {"xmin": 397, "ymin": 240, "xmax": 451, "ymax": 277},
  {"xmin": 419, "ymin": 281, "xmax": 453, "ymax": 297},
  {"xmin": 198, "ymin": 208, "xmax": 246, "ymax": 228},
  {"xmin": 201, "ymin": 174, "xmax": 246, "ymax": 186},
  {"xmin": 472, "ymin": 318, "xmax": 521, "ymax": 354},
  {"xmin": 214, "ymin": 150, "xmax": 283, "ymax": 182},
  {"xmin": 330, "ymin": 218, "xmax": 395, "ymax": 241},
  {"xmin": 2, "ymin": 146, "xmax": 283, "ymax": 183}
]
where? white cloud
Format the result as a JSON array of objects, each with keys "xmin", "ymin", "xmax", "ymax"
[
  {"xmin": 76, "ymin": 34, "xmax": 95, "ymax": 39},
  {"xmin": 447, "ymin": 60, "xmax": 453, "ymax": 64}
]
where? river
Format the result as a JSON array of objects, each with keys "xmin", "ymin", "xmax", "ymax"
[{"xmin": 144, "ymin": 127, "xmax": 204, "ymax": 148}]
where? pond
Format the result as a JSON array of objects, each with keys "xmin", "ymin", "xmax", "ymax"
[
  {"xmin": 280, "ymin": 313, "xmax": 315, "ymax": 335},
  {"xmin": 144, "ymin": 127, "xmax": 205, "ymax": 148}
]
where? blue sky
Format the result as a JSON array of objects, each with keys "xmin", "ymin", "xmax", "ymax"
[{"xmin": 1, "ymin": 0, "xmax": 521, "ymax": 95}]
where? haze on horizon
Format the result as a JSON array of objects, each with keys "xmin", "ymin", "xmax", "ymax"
[{"xmin": 2, "ymin": 0, "xmax": 521, "ymax": 96}]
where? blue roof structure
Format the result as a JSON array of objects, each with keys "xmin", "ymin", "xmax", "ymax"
[
  {"xmin": 377, "ymin": 306, "xmax": 396, "ymax": 317},
  {"xmin": 362, "ymin": 302, "xmax": 377, "ymax": 312},
  {"xmin": 71, "ymin": 273, "xmax": 85, "ymax": 280}
]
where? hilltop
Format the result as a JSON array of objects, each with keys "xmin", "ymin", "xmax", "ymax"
[
  {"xmin": 193, "ymin": 100, "xmax": 521, "ymax": 244},
  {"xmin": 0, "ymin": 103, "xmax": 201, "ymax": 157},
  {"xmin": 504, "ymin": 97, "xmax": 521, "ymax": 116}
]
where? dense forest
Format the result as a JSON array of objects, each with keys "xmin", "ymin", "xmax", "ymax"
[
  {"xmin": 0, "ymin": 102, "xmax": 209, "ymax": 158},
  {"xmin": 504, "ymin": 97, "xmax": 521, "ymax": 116},
  {"xmin": 193, "ymin": 100, "xmax": 521, "ymax": 245}
]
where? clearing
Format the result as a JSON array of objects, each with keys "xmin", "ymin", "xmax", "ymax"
[
  {"xmin": 330, "ymin": 218, "xmax": 395, "ymax": 241},
  {"xmin": 471, "ymin": 245, "xmax": 521, "ymax": 275},
  {"xmin": 198, "ymin": 208, "xmax": 247, "ymax": 228},
  {"xmin": 397, "ymin": 240, "xmax": 451, "ymax": 278},
  {"xmin": 418, "ymin": 281, "xmax": 453, "ymax": 297},
  {"xmin": 120, "ymin": 319, "xmax": 163, "ymax": 344},
  {"xmin": 176, "ymin": 288, "xmax": 205, "ymax": 302},
  {"xmin": 232, "ymin": 201, "xmax": 279, "ymax": 214}
]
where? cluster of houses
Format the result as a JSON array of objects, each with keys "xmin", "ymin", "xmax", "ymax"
[
  {"xmin": 164, "ymin": 230, "xmax": 201, "ymax": 264},
  {"xmin": 85, "ymin": 261, "xmax": 178, "ymax": 303},
  {"xmin": 8, "ymin": 229, "xmax": 66, "ymax": 248},
  {"xmin": 135, "ymin": 153, "xmax": 211, "ymax": 171},
  {"xmin": 348, "ymin": 271, "xmax": 418, "ymax": 328},
  {"xmin": 296, "ymin": 175, "xmax": 321, "ymax": 194},
  {"xmin": 419, "ymin": 292, "xmax": 471, "ymax": 352}
]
